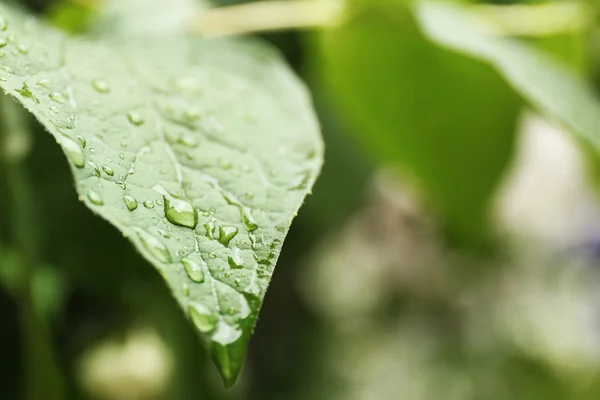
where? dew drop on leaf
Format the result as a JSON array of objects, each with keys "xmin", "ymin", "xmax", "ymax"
[
  {"xmin": 88, "ymin": 161, "xmax": 101, "ymax": 177},
  {"xmin": 182, "ymin": 257, "xmax": 205, "ymax": 283},
  {"xmin": 127, "ymin": 111, "xmax": 144, "ymax": 126},
  {"xmin": 228, "ymin": 248, "xmax": 244, "ymax": 269},
  {"xmin": 16, "ymin": 44, "xmax": 27, "ymax": 54},
  {"xmin": 49, "ymin": 91, "xmax": 66, "ymax": 104},
  {"xmin": 59, "ymin": 135, "xmax": 85, "ymax": 168},
  {"xmin": 102, "ymin": 165, "xmax": 114, "ymax": 176},
  {"xmin": 143, "ymin": 200, "xmax": 154, "ymax": 209},
  {"xmin": 36, "ymin": 78, "xmax": 51, "ymax": 88},
  {"xmin": 242, "ymin": 211, "xmax": 258, "ymax": 232},
  {"xmin": 86, "ymin": 189, "xmax": 103, "ymax": 206},
  {"xmin": 0, "ymin": 38, "xmax": 7, "ymax": 48},
  {"xmin": 1, "ymin": 65, "xmax": 13, "ymax": 74},
  {"xmin": 188, "ymin": 303, "xmax": 217, "ymax": 333},
  {"xmin": 218, "ymin": 226, "xmax": 238, "ymax": 246},
  {"xmin": 135, "ymin": 229, "xmax": 172, "ymax": 264},
  {"xmin": 164, "ymin": 195, "xmax": 197, "ymax": 229},
  {"xmin": 92, "ymin": 78, "xmax": 110, "ymax": 93},
  {"xmin": 122, "ymin": 195, "xmax": 138, "ymax": 211},
  {"xmin": 76, "ymin": 135, "xmax": 86, "ymax": 148}
]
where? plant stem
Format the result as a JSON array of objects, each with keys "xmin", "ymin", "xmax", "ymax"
[
  {"xmin": 0, "ymin": 95, "xmax": 66, "ymax": 400},
  {"xmin": 190, "ymin": 0, "xmax": 345, "ymax": 37}
]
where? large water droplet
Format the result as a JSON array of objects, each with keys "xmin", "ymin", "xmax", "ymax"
[
  {"xmin": 164, "ymin": 195, "xmax": 197, "ymax": 229},
  {"xmin": 123, "ymin": 195, "xmax": 138, "ymax": 211},
  {"xmin": 86, "ymin": 189, "xmax": 103, "ymax": 206},
  {"xmin": 228, "ymin": 248, "xmax": 244, "ymax": 269},
  {"xmin": 92, "ymin": 78, "xmax": 110, "ymax": 93},
  {"xmin": 49, "ymin": 91, "xmax": 66, "ymax": 104},
  {"xmin": 182, "ymin": 257, "xmax": 206, "ymax": 283},
  {"xmin": 218, "ymin": 226, "xmax": 238, "ymax": 246},
  {"xmin": 136, "ymin": 229, "xmax": 171, "ymax": 264},
  {"xmin": 60, "ymin": 136, "xmax": 85, "ymax": 168},
  {"xmin": 188, "ymin": 303, "xmax": 217, "ymax": 333},
  {"xmin": 127, "ymin": 111, "xmax": 144, "ymax": 126}
]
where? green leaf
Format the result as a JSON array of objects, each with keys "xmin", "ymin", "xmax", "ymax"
[
  {"xmin": 315, "ymin": 4, "xmax": 521, "ymax": 247},
  {"xmin": 0, "ymin": 2, "xmax": 322, "ymax": 387},
  {"xmin": 416, "ymin": 1, "xmax": 600, "ymax": 156}
]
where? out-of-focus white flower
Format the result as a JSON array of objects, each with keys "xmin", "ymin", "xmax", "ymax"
[{"xmin": 78, "ymin": 328, "xmax": 174, "ymax": 400}]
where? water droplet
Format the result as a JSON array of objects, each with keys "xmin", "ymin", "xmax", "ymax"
[
  {"xmin": 183, "ymin": 108, "xmax": 200, "ymax": 122},
  {"xmin": 0, "ymin": 38, "xmax": 7, "ymax": 48},
  {"xmin": 182, "ymin": 283, "xmax": 190, "ymax": 296},
  {"xmin": 123, "ymin": 195, "xmax": 138, "ymax": 211},
  {"xmin": 208, "ymin": 252, "xmax": 217, "ymax": 258},
  {"xmin": 92, "ymin": 78, "xmax": 110, "ymax": 93},
  {"xmin": 76, "ymin": 135, "xmax": 86, "ymax": 148},
  {"xmin": 1, "ymin": 65, "xmax": 13, "ymax": 74},
  {"xmin": 218, "ymin": 226, "xmax": 238, "ymax": 246},
  {"xmin": 228, "ymin": 248, "xmax": 245, "ymax": 269},
  {"xmin": 88, "ymin": 161, "xmax": 101, "ymax": 177},
  {"xmin": 102, "ymin": 165, "xmax": 114, "ymax": 176},
  {"xmin": 127, "ymin": 111, "xmax": 144, "ymax": 126},
  {"xmin": 136, "ymin": 229, "xmax": 171, "ymax": 264},
  {"xmin": 115, "ymin": 181, "xmax": 126, "ymax": 190},
  {"xmin": 16, "ymin": 44, "xmax": 28, "ymax": 54},
  {"xmin": 86, "ymin": 189, "xmax": 103, "ymax": 206},
  {"xmin": 218, "ymin": 159, "xmax": 232, "ymax": 170},
  {"xmin": 242, "ymin": 211, "xmax": 258, "ymax": 232},
  {"xmin": 244, "ymin": 192, "xmax": 254, "ymax": 200},
  {"xmin": 188, "ymin": 303, "xmax": 217, "ymax": 333},
  {"xmin": 156, "ymin": 199, "xmax": 163, "ymax": 206},
  {"xmin": 60, "ymin": 136, "xmax": 85, "ymax": 168},
  {"xmin": 0, "ymin": 16, "xmax": 7, "ymax": 31},
  {"xmin": 164, "ymin": 195, "xmax": 197, "ymax": 229},
  {"xmin": 178, "ymin": 134, "xmax": 198, "ymax": 148},
  {"xmin": 49, "ymin": 105, "xmax": 58, "ymax": 114},
  {"xmin": 182, "ymin": 257, "xmax": 205, "ymax": 283},
  {"xmin": 204, "ymin": 221, "xmax": 216, "ymax": 239},
  {"xmin": 36, "ymin": 78, "xmax": 51, "ymax": 88},
  {"xmin": 49, "ymin": 91, "xmax": 66, "ymax": 104},
  {"xmin": 143, "ymin": 200, "xmax": 154, "ymax": 209}
]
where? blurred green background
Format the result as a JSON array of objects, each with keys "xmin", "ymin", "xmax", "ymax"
[{"xmin": 5, "ymin": 0, "xmax": 600, "ymax": 399}]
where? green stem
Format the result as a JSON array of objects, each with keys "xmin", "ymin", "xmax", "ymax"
[{"xmin": 0, "ymin": 94, "xmax": 66, "ymax": 400}]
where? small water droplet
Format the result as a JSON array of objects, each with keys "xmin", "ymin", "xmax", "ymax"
[
  {"xmin": 243, "ymin": 211, "xmax": 258, "ymax": 232},
  {"xmin": 143, "ymin": 200, "xmax": 154, "ymax": 209},
  {"xmin": 0, "ymin": 38, "xmax": 7, "ymax": 48},
  {"xmin": 86, "ymin": 189, "xmax": 103, "ymax": 206},
  {"xmin": 208, "ymin": 252, "xmax": 217, "ymax": 258},
  {"xmin": 136, "ymin": 229, "xmax": 172, "ymax": 264},
  {"xmin": 127, "ymin": 111, "xmax": 144, "ymax": 126},
  {"xmin": 49, "ymin": 105, "xmax": 58, "ymax": 114},
  {"xmin": 164, "ymin": 195, "xmax": 197, "ymax": 229},
  {"xmin": 60, "ymin": 136, "xmax": 85, "ymax": 168},
  {"xmin": 92, "ymin": 78, "xmax": 110, "ymax": 93},
  {"xmin": 88, "ymin": 161, "xmax": 101, "ymax": 177},
  {"xmin": 183, "ymin": 108, "xmax": 200, "ymax": 122},
  {"xmin": 76, "ymin": 135, "xmax": 86, "ymax": 148},
  {"xmin": 182, "ymin": 257, "xmax": 206, "ymax": 283},
  {"xmin": 102, "ymin": 165, "xmax": 114, "ymax": 176},
  {"xmin": 178, "ymin": 134, "xmax": 198, "ymax": 148},
  {"xmin": 115, "ymin": 181, "xmax": 126, "ymax": 190},
  {"xmin": 123, "ymin": 195, "xmax": 138, "ymax": 211},
  {"xmin": 182, "ymin": 282, "xmax": 190, "ymax": 296},
  {"xmin": 228, "ymin": 248, "xmax": 245, "ymax": 269},
  {"xmin": 49, "ymin": 91, "xmax": 66, "ymax": 104},
  {"xmin": 16, "ymin": 44, "xmax": 28, "ymax": 54},
  {"xmin": 1, "ymin": 65, "xmax": 13, "ymax": 74},
  {"xmin": 36, "ymin": 78, "xmax": 51, "ymax": 88},
  {"xmin": 218, "ymin": 226, "xmax": 238, "ymax": 246},
  {"xmin": 0, "ymin": 16, "xmax": 7, "ymax": 31},
  {"xmin": 188, "ymin": 303, "xmax": 217, "ymax": 333}
]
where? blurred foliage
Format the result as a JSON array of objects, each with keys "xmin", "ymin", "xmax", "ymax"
[{"xmin": 3, "ymin": 0, "xmax": 600, "ymax": 399}]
